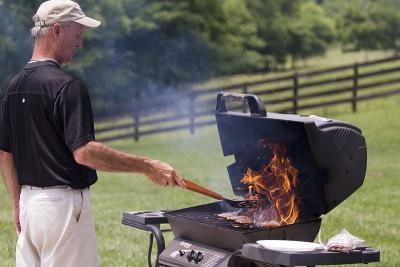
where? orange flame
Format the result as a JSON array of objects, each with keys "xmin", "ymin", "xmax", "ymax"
[{"xmin": 240, "ymin": 140, "xmax": 299, "ymax": 226}]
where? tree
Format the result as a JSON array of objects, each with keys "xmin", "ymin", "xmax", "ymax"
[
  {"xmin": 246, "ymin": 0, "xmax": 301, "ymax": 68},
  {"xmin": 330, "ymin": 0, "xmax": 400, "ymax": 53},
  {"xmin": 131, "ymin": 0, "xmax": 265, "ymax": 75},
  {"xmin": 0, "ymin": 1, "xmax": 39, "ymax": 93},
  {"xmin": 367, "ymin": 4, "xmax": 400, "ymax": 53},
  {"xmin": 287, "ymin": 2, "xmax": 335, "ymax": 68},
  {"xmin": 336, "ymin": 2, "xmax": 381, "ymax": 52}
]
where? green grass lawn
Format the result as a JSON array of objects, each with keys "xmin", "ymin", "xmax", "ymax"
[{"xmin": 1, "ymin": 96, "xmax": 399, "ymax": 266}]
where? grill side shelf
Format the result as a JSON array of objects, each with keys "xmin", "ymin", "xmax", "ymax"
[
  {"xmin": 241, "ymin": 243, "xmax": 380, "ymax": 266},
  {"xmin": 123, "ymin": 210, "xmax": 170, "ymax": 225}
]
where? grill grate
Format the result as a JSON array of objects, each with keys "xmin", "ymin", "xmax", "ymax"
[
  {"xmin": 171, "ymin": 210, "xmax": 263, "ymax": 232},
  {"xmin": 165, "ymin": 201, "xmax": 298, "ymax": 234}
]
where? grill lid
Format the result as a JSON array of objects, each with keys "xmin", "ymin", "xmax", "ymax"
[{"xmin": 215, "ymin": 92, "xmax": 367, "ymax": 219}]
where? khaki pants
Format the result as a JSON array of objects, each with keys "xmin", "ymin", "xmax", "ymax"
[{"xmin": 17, "ymin": 186, "xmax": 99, "ymax": 267}]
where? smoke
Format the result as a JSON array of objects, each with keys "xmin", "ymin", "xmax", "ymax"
[{"xmin": 70, "ymin": 23, "xmax": 216, "ymax": 118}]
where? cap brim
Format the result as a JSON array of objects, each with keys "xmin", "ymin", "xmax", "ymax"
[{"xmin": 74, "ymin": 16, "xmax": 101, "ymax": 28}]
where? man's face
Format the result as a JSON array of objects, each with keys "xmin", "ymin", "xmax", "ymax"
[{"xmin": 54, "ymin": 22, "xmax": 84, "ymax": 64}]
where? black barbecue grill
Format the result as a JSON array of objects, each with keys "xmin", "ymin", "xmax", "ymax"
[{"xmin": 122, "ymin": 92, "xmax": 379, "ymax": 267}]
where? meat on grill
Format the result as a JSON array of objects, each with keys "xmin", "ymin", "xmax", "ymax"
[
  {"xmin": 230, "ymin": 215, "xmax": 253, "ymax": 224},
  {"xmin": 255, "ymin": 221, "xmax": 280, "ymax": 228},
  {"xmin": 217, "ymin": 212, "xmax": 237, "ymax": 219},
  {"xmin": 217, "ymin": 212, "xmax": 253, "ymax": 225}
]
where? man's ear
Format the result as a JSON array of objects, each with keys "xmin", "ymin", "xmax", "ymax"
[{"xmin": 52, "ymin": 23, "xmax": 61, "ymax": 36}]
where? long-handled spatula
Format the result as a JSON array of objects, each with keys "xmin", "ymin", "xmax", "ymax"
[{"xmin": 182, "ymin": 178, "xmax": 259, "ymax": 209}]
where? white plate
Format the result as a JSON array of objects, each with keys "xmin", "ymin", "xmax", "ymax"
[{"xmin": 256, "ymin": 240, "xmax": 324, "ymax": 252}]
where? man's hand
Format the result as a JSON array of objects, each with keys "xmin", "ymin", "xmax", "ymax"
[{"xmin": 145, "ymin": 159, "xmax": 186, "ymax": 188}]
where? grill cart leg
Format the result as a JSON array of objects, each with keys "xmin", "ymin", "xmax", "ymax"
[
  {"xmin": 147, "ymin": 224, "xmax": 165, "ymax": 267},
  {"xmin": 122, "ymin": 211, "xmax": 171, "ymax": 267}
]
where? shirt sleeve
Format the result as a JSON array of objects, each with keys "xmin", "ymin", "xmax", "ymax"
[
  {"xmin": 55, "ymin": 79, "xmax": 96, "ymax": 152},
  {"xmin": 0, "ymin": 98, "xmax": 11, "ymax": 152}
]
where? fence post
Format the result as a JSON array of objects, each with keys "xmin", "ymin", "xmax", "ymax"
[
  {"xmin": 133, "ymin": 114, "xmax": 139, "ymax": 141},
  {"xmin": 242, "ymin": 82, "xmax": 249, "ymax": 112},
  {"xmin": 292, "ymin": 73, "xmax": 298, "ymax": 114},
  {"xmin": 352, "ymin": 63, "xmax": 359, "ymax": 112},
  {"xmin": 189, "ymin": 94, "xmax": 195, "ymax": 134}
]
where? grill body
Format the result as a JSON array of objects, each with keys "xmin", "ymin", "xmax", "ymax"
[{"xmin": 164, "ymin": 202, "xmax": 321, "ymax": 252}]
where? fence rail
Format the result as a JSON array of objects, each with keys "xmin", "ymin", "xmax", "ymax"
[{"xmin": 95, "ymin": 55, "xmax": 400, "ymax": 142}]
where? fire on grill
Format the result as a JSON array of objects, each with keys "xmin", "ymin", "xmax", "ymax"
[{"xmin": 216, "ymin": 139, "xmax": 300, "ymax": 228}]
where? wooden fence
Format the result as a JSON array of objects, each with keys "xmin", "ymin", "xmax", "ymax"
[{"xmin": 95, "ymin": 55, "xmax": 400, "ymax": 142}]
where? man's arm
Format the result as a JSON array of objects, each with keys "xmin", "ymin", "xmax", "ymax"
[
  {"xmin": 73, "ymin": 141, "xmax": 186, "ymax": 188},
  {"xmin": 0, "ymin": 150, "xmax": 21, "ymax": 234}
]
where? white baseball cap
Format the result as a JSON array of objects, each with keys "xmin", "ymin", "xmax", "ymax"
[{"xmin": 33, "ymin": 0, "xmax": 101, "ymax": 28}]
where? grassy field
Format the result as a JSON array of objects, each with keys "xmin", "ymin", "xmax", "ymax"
[{"xmin": 1, "ymin": 95, "xmax": 399, "ymax": 266}]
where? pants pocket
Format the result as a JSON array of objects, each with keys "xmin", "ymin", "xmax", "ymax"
[{"xmin": 73, "ymin": 191, "xmax": 83, "ymax": 223}]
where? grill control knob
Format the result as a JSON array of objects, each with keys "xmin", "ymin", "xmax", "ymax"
[
  {"xmin": 187, "ymin": 250, "xmax": 196, "ymax": 262},
  {"xmin": 194, "ymin": 252, "xmax": 204, "ymax": 263},
  {"xmin": 178, "ymin": 250, "xmax": 185, "ymax": 257}
]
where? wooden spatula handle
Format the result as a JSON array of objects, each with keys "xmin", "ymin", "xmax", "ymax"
[{"xmin": 182, "ymin": 178, "xmax": 224, "ymax": 200}]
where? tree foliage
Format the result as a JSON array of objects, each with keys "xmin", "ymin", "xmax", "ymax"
[
  {"xmin": 1, "ymin": 0, "xmax": 399, "ymax": 116},
  {"xmin": 328, "ymin": 0, "xmax": 400, "ymax": 53},
  {"xmin": 0, "ymin": 1, "xmax": 38, "ymax": 90},
  {"xmin": 246, "ymin": 0, "xmax": 300, "ymax": 67},
  {"xmin": 287, "ymin": 2, "xmax": 335, "ymax": 67}
]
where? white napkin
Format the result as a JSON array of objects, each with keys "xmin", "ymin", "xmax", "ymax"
[{"xmin": 319, "ymin": 229, "xmax": 365, "ymax": 253}]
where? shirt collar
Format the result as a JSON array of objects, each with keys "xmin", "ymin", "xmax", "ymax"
[{"xmin": 25, "ymin": 59, "xmax": 61, "ymax": 69}]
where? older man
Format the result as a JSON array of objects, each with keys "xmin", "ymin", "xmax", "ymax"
[{"xmin": 0, "ymin": 1, "xmax": 185, "ymax": 266}]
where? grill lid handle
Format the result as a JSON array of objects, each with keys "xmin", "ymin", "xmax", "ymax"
[{"xmin": 216, "ymin": 92, "xmax": 267, "ymax": 117}]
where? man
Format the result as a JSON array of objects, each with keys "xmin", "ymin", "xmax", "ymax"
[{"xmin": 0, "ymin": 1, "xmax": 185, "ymax": 266}]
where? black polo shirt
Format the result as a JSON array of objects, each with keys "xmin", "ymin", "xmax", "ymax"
[{"xmin": 0, "ymin": 60, "xmax": 98, "ymax": 189}]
